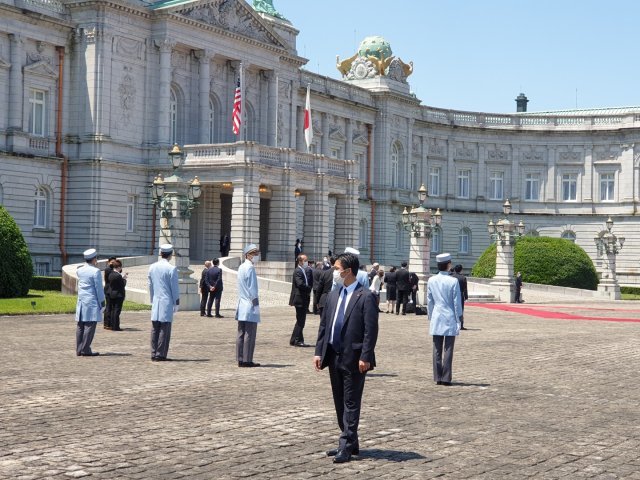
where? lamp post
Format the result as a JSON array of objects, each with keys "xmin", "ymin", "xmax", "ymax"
[
  {"xmin": 487, "ymin": 199, "xmax": 525, "ymax": 303},
  {"xmin": 150, "ymin": 144, "xmax": 203, "ymax": 310},
  {"xmin": 401, "ymin": 183, "xmax": 443, "ymax": 304},
  {"xmin": 594, "ymin": 216, "xmax": 625, "ymax": 300}
]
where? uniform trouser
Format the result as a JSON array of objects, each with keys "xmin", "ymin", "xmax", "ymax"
[
  {"xmin": 396, "ymin": 290, "xmax": 410, "ymax": 314},
  {"xmin": 76, "ymin": 321, "xmax": 97, "ymax": 355},
  {"xmin": 327, "ymin": 347, "xmax": 366, "ymax": 454},
  {"xmin": 236, "ymin": 321, "xmax": 257, "ymax": 363},
  {"xmin": 432, "ymin": 335, "xmax": 456, "ymax": 383},
  {"xmin": 206, "ymin": 289, "xmax": 223, "ymax": 316},
  {"xmin": 110, "ymin": 298, "xmax": 124, "ymax": 330},
  {"xmin": 290, "ymin": 306, "xmax": 307, "ymax": 345},
  {"xmin": 103, "ymin": 297, "xmax": 112, "ymax": 328},
  {"xmin": 151, "ymin": 321, "xmax": 172, "ymax": 359},
  {"xmin": 200, "ymin": 288, "xmax": 209, "ymax": 315}
]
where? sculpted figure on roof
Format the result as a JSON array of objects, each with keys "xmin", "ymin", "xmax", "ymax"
[{"xmin": 252, "ymin": 0, "xmax": 287, "ymax": 20}]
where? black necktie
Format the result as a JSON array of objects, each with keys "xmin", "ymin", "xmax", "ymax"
[{"xmin": 331, "ymin": 289, "xmax": 348, "ymax": 351}]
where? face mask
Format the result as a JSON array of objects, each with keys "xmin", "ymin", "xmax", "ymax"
[
  {"xmin": 302, "ymin": 261, "xmax": 309, "ymax": 267},
  {"xmin": 251, "ymin": 254, "xmax": 261, "ymax": 264},
  {"xmin": 333, "ymin": 269, "xmax": 345, "ymax": 286}
]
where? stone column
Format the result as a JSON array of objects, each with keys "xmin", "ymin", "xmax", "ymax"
[
  {"xmin": 546, "ymin": 146, "xmax": 556, "ymax": 201},
  {"xmin": 156, "ymin": 38, "xmax": 175, "ymax": 146},
  {"xmin": 597, "ymin": 251, "xmax": 621, "ymax": 300},
  {"xmin": 303, "ymin": 172, "xmax": 329, "ymax": 261},
  {"xmin": 409, "ymin": 227, "xmax": 430, "ymax": 305},
  {"xmin": 345, "ymin": 118, "xmax": 353, "ymax": 160},
  {"xmin": 583, "ymin": 145, "xmax": 594, "ymax": 203},
  {"xmin": 267, "ymin": 168, "xmax": 296, "ymax": 261},
  {"xmin": 229, "ymin": 177, "xmax": 260, "ymax": 256},
  {"xmin": 446, "ymin": 139, "xmax": 456, "ymax": 210},
  {"xmin": 491, "ymin": 235, "xmax": 515, "ymax": 303},
  {"xmin": 321, "ymin": 112, "xmax": 329, "ymax": 155},
  {"xmin": 8, "ymin": 33, "xmax": 23, "ymax": 131},
  {"xmin": 267, "ymin": 72, "xmax": 278, "ymax": 146},
  {"xmin": 334, "ymin": 177, "xmax": 359, "ymax": 254},
  {"xmin": 196, "ymin": 50, "xmax": 212, "ymax": 144},
  {"xmin": 95, "ymin": 27, "xmax": 112, "ymax": 138},
  {"xmin": 157, "ymin": 175, "xmax": 200, "ymax": 311},
  {"xmin": 295, "ymin": 105, "xmax": 304, "ymax": 151}
]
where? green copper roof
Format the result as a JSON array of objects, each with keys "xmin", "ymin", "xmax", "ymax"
[
  {"xmin": 358, "ymin": 36, "xmax": 392, "ymax": 60},
  {"xmin": 149, "ymin": 0, "xmax": 197, "ymax": 10}
]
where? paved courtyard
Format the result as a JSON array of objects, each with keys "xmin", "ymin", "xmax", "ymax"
[{"xmin": 1, "ymin": 301, "xmax": 640, "ymax": 479}]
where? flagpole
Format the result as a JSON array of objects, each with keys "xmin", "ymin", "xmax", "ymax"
[{"xmin": 240, "ymin": 62, "xmax": 244, "ymax": 141}]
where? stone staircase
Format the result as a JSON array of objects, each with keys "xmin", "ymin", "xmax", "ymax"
[{"xmin": 468, "ymin": 293, "xmax": 499, "ymax": 303}]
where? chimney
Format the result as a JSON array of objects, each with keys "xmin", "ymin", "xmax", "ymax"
[{"xmin": 516, "ymin": 93, "xmax": 529, "ymax": 112}]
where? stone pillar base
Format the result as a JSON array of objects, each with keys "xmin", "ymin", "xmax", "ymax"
[
  {"xmin": 597, "ymin": 282, "xmax": 621, "ymax": 300},
  {"xmin": 491, "ymin": 280, "xmax": 515, "ymax": 303}
]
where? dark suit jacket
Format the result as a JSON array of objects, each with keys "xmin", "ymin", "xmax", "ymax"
[
  {"xmin": 205, "ymin": 266, "xmax": 223, "ymax": 292},
  {"xmin": 312, "ymin": 267, "xmax": 322, "ymax": 291},
  {"xmin": 396, "ymin": 268, "xmax": 411, "ymax": 292},
  {"xmin": 289, "ymin": 266, "xmax": 312, "ymax": 307},
  {"xmin": 317, "ymin": 267, "xmax": 334, "ymax": 309},
  {"xmin": 108, "ymin": 271, "xmax": 126, "ymax": 300},
  {"xmin": 104, "ymin": 265, "xmax": 113, "ymax": 295},
  {"xmin": 452, "ymin": 272, "xmax": 468, "ymax": 301},
  {"xmin": 315, "ymin": 283, "xmax": 379, "ymax": 373}
]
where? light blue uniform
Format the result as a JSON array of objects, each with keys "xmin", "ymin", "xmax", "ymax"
[
  {"xmin": 427, "ymin": 271, "xmax": 463, "ymax": 336},
  {"xmin": 75, "ymin": 264, "xmax": 105, "ymax": 322},
  {"xmin": 236, "ymin": 259, "xmax": 260, "ymax": 323},
  {"xmin": 332, "ymin": 268, "xmax": 370, "ymax": 292},
  {"xmin": 148, "ymin": 258, "xmax": 180, "ymax": 322}
]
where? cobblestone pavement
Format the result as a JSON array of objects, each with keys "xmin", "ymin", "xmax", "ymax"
[{"xmin": 2, "ymin": 302, "xmax": 640, "ymax": 479}]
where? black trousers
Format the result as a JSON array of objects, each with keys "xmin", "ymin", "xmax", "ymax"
[
  {"xmin": 200, "ymin": 288, "xmax": 209, "ymax": 315},
  {"xmin": 515, "ymin": 288, "xmax": 522, "ymax": 303},
  {"xmin": 432, "ymin": 335, "xmax": 456, "ymax": 383},
  {"xmin": 290, "ymin": 306, "xmax": 307, "ymax": 345},
  {"xmin": 103, "ymin": 297, "xmax": 112, "ymax": 328},
  {"xmin": 396, "ymin": 290, "xmax": 410, "ymax": 314},
  {"xmin": 206, "ymin": 288, "xmax": 223, "ymax": 316},
  {"xmin": 312, "ymin": 289, "xmax": 320, "ymax": 314},
  {"xmin": 110, "ymin": 297, "xmax": 124, "ymax": 330},
  {"xmin": 327, "ymin": 347, "xmax": 366, "ymax": 453}
]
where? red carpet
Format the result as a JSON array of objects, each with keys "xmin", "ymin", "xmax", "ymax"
[{"xmin": 467, "ymin": 303, "xmax": 640, "ymax": 323}]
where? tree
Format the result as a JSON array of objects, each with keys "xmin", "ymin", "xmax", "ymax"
[
  {"xmin": 0, "ymin": 206, "xmax": 33, "ymax": 297},
  {"xmin": 471, "ymin": 236, "xmax": 598, "ymax": 290}
]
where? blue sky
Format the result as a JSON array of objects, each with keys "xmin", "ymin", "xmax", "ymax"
[{"xmin": 274, "ymin": 0, "xmax": 639, "ymax": 113}]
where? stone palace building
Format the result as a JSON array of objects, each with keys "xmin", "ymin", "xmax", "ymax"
[{"xmin": 1, "ymin": 0, "xmax": 639, "ymax": 285}]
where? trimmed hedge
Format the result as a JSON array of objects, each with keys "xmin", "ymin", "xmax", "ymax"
[
  {"xmin": 31, "ymin": 276, "xmax": 62, "ymax": 291},
  {"xmin": 0, "ymin": 206, "xmax": 33, "ymax": 298},
  {"xmin": 471, "ymin": 236, "xmax": 598, "ymax": 290}
]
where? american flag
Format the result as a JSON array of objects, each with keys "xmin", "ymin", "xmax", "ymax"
[{"xmin": 232, "ymin": 78, "xmax": 241, "ymax": 135}]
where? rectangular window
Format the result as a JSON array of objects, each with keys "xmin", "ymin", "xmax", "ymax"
[
  {"xmin": 331, "ymin": 148, "xmax": 340, "ymax": 159},
  {"xmin": 459, "ymin": 231, "xmax": 469, "ymax": 254},
  {"xmin": 489, "ymin": 171, "xmax": 504, "ymax": 200},
  {"xmin": 600, "ymin": 173, "xmax": 615, "ymax": 202},
  {"xmin": 29, "ymin": 89, "xmax": 46, "ymax": 136},
  {"xmin": 562, "ymin": 174, "xmax": 577, "ymax": 201},
  {"xmin": 457, "ymin": 169, "xmax": 470, "ymax": 199},
  {"xmin": 525, "ymin": 173, "xmax": 540, "ymax": 201},
  {"xmin": 431, "ymin": 230, "xmax": 441, "ymax": 253},
  {"xmin": 34, "ymin": 193, "xmax": 46, "ymax": 228},
  {"xmin": 35, "ymin": 262, "xmax": 50, "ymax": 276},
  {"xmin": 126, "ymin": 196, "xmax": 136, "ymax": 232},
  {"xmin": 429, "ymin": 167, "xmax": 440, "ymax": 196}
]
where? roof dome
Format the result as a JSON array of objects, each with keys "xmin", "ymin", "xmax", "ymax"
[{"xmin": 358, "ymin": 36, "xmax": 392, "ymax": 60}]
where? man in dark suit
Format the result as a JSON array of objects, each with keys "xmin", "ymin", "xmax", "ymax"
[
  {"xmin": 395, "ymin": 261, "xmax": 411, "ymax": 315},
  {"xmin": 316, "ymin": 256, "xmax": 335, "ymax": 318},
  {"xmin": 289, "ymin": 254, "xmax": 313, "ymax": 346},
  {"xmin": 103, "ymin": 256, "xmax": 116, "ymax": 329},
  {"xmin": 219, "ymin": 235, "xmax": 230, "ymax": 257},
  {"xmin": 199, "ymin": 260, "xmax": 212, "ymax": 317},
  {"xmin": 314, "ymin": 252, "xmax": 379, "ymax": 464},
  {"xmin": 451, "ymin": 264, "xmax": 469, "ymax": 329},
  {"xmin": 312, "ymin": 261, "xmax": 323, "ymax": 314},
  {"xmin": 205, "ymin": 258, "xmax": 224, "ymax": 318}
]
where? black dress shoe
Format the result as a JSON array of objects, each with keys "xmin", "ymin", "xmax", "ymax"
[
  {"xmin": 460, "ymin": 327, "xmax": 468, "ymax": 330},
  {"xmin": 152, "ymin": 357, "xmax": 160, "ymax": 361},
  {"xmin": 440, "ymin": 381, "xmax": 452, "ymax": 386},
  {"xmin": 206, "ymin": 314, "xmax": 214, "ymax": 318},
  {"xmin": 436, "ymin": 381, "xmax": 442, "ymax": 385},
  {"xmin": 81, "ymin": 352, "xmax": 100, "ymax": 357},
  {"xmin": 294, "ymin": 342, "xmax": 309, "ymax": 347},
  {"xmin": 200, "ymin": 313, "xmax": 205, "ymax": 317},
  {"xmin": 243, "ymin": 362, "xmax": 260, "ymax": 367},
  {"xmin": 215, "ymin": 314, "xmax": 224, "ymax": 318},
  {"xmin": 326, "ymin": 446, "xmax": 359, "ymax": 457},
  {"xmin": 333, "ymin": 450, "xmax": 351, "ymax": 463}
]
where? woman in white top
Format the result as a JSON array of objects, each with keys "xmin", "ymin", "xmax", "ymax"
[{"xmin": 369, "ymin": 269, "xmax": 384, "ymax": 312}]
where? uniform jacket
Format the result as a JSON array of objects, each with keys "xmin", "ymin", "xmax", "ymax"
[
  {"xmin": 148, "ymin": 258, "xmax": 180, "ymax": 322},
  {"xmin": 396, "ymin": 268, "xmax": 411, "ymax": 292},
  {"xmin": 315, "ymin": 283, "xmax": 379, "ymax": 373},
  {"xmin": 356, "ymin": 269, "xmax": 370, "ymax": 289},
  {"xmin": 427, "ymin": 271, "xmax": 463, "ymax": 336},
  {"xmin": 289, "ymin": 265, "xmax": 312, "ymax": 307},
  {"xmin": 236, "ymin": 259, "xmax": 260, "ymax": 323},
  {"xmin": 75, "ymin": 263, "xmax": 106, "ymax": 322},
  {"xmin": 108, "ymin": 270, "xmax": 127, "ymax": 300},
  {"xmin": 205, "ymin": 266, "xmax": 223, "ymax": 292}
]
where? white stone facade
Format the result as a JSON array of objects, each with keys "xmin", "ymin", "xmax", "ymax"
[{"xmin": 1, "ymin": 0, "xmax": 640, "ymax": 286}]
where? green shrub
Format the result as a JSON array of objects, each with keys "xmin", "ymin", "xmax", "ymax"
[
  {"xmin": 621, "ymin": 286, "xmax": 640, "ymax": 295},
  {"xmin": 471, "ymin": 236, "xmax": 598, "ymax": 290},
  {"xmin": 0, "ymin": 206, "xmax": 33, "ymax": 298},
  {"xmin": 31, "ymin": 276, "xmax": 62, "ymax": 291}
]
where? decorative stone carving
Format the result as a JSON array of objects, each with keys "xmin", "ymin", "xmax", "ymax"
[
  {"xmin": 0, "ymin": 57, "xmax": 11, "ymax": 70},
  {"xmin": 429, "ymin": 138, "xmax": 446, "ymax": 157},
  {"xmin": 456, "ymin": 147, "xmax": 475, "ymax": 160},
  {"xmin": 116, "ymin": 37, "xmax": 144, "ymax": 60},
  {"xmin": 338, "ymin": 36, "xmax": 413, "ymax": 84},
  {"xmin": 118, "ymin": 65, "xmax": 136, "ymax": 126},
  {"xmin": 487, "ymin": 150, "xmax": 509, "ymax": 161},
  {"xmin": 387, "ymin": 57, "xmax": 413, "ymax": 83},
  {"xmin": 171, "ymin": 50, "xmax": 187, "ymax": 69},
  {"xmin": 23, "ymin": 60, "xmax": 58, "ymax": 79},
  {"xmin": 278, "ymin": 79, "xmax": 290, "ymax": 99},
  {"xmin": 154, "ymin": 38, "xmax": 176, "ymax": 53},
  {"xmin": 27, "ymin": 42, "xmax": 52, "ymax": 65},
  {"xmin": 352, "ymin": 131, "xmax": 369, "ymax": 146},
  {"xmin": 252, "ymin": 0, "xmax": 287, "ymax": 20},
  {"xmin": 346, "ymin": 56, "xmax": 377, "ymax": 80},
  {"xmin": 522, "ymin": 151, "xmax": 544, "ymax": 161},
  {"xmin": 412, "ymin": 135, "xmax": 421, "ymax": 155},
  {"xmin": 329, "ymin": 126, "xmax": 346, "ymax": 142},
  {"xmin": 559, "ymin": 151, "xmax": 581, "ymax": 161}
]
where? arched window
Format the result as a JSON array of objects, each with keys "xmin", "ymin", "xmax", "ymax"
[
  {"xmin": 208, "ymin": 98, "xmax": 216, "ymax": 143},
  {"xmin": 359, "ymin": 219, "xmax": 368, "ymax": 249},
  {"xmin": 458, "ymin": 228, "xmax": 471, "ymax": 254},
  {"xmin": 170, "ymin": 88, "xmax": 178, "ymax": 145},
  {"xmin": 431, "ymin": 227, "xmax": 441, "ymax": 253},
  {"xmin": 395, "ymin": 222, "xmax": 403, "ymax": 250},
  {"xmin": 391, "ymin": 144, "xmax": 399, "ymax": 187},
  {"xmin": 33, "ymin": 186, "xmax": 48, "ymax": 228},
  {"xmin": 561, "ymin": 230, "xmax": 576, "ymax": 243}
]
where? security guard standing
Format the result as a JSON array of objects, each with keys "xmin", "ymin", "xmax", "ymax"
[{"xmin": 75, "ymin": 248, "xmax": 105, "ymax": 356}]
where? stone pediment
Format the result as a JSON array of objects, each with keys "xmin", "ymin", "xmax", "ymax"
[
  {"xmin": 23, "ymin": 60, "xmax": 58, "ymax": 79},
  {"xmin": 352, "ymin": 132, "xmax": 369, "ymax": 146},
  {"xmin": 329, "ymin": 126, "xmax": 346, "ymax": 142},
  {"xmin": 159, "ymin": 0, "xmax": 287, "ymax": 50},
  {"xmin": 0, "ymin": 57, "xmax": 10, "ymax": 69}
]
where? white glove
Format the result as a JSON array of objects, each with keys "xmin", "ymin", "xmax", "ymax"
[
  {"xmin": 173, "ymin": 305, "xmax": 179, "ymax": 313},
  {"xmin": 101, "ymin": 306, "xmax": 106, "ymax": 314}
]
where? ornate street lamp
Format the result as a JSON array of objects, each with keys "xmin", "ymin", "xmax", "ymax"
[
  {"xmin": 487, "ymin": 199, "xmax": 525, "ymax": 246},
  {"xmin": 594, "ymin": 216, "xmax": 624, "ymax": 300}
]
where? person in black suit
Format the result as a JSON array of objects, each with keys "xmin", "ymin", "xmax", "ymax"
[
  {"xmin": 103, "ymin": 257, "xmax": 116, "ymax": 329},
  {"xmin": 311, "ymin": 261, "xmax": 323, "ymax": 314},
  {"xmin": 316, "ymin": 256, "xmax": 335, "ymax": 318},
  {"xmin": 199, "ymin": 260, "xmax": 212, "ymax": 317},
  {"xmin": 314, "ymin": 252, "xmax": 379, "ymax": 464},
  {"xmin": 383, "ymin": 266, "xmax": 397, "ymax": 313},
  {"xmin": 289, "ymin": 254, "xmax": 313, "ymax": 346},
  {"xmin": 205, "ymin": 258, "xmax": 224, "ymax": 318},
  {"xmin": 219, "ymin": 235, "xmax": 230, "ymax": 257},
  {"xmin": 395, "ymin": 261, "xmax": 411, "ymax": 315},
  {"xmin": 451, "ymin": 264, "xmax": 469, "ymax": 329},
  {"xmin": 108, "ymin": 259, "xmax": 127, "ymax": 331}
]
